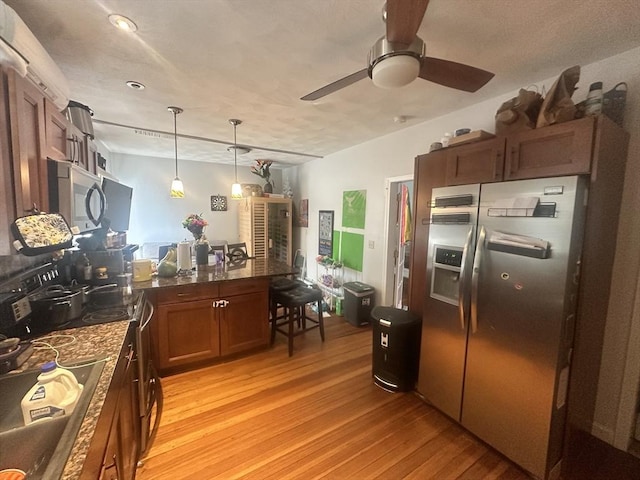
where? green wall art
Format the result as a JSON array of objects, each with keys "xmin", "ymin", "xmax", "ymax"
[
  {"xmin": 342, "ymin": 190, "xmax": 366, "ymax": 229},
  {"xmin": 341, "ymin": 232, "xmax": 364, "ymax": 272}
]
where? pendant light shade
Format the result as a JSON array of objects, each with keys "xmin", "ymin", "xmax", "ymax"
[
  {"xmin": 168, "ymin": 106, "xmax": 184, "ymax": 198},
  {"xmin": 230, "ymin": 119, "xmax": 243, "ymax": 199}
]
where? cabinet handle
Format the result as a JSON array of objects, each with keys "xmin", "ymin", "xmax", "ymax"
[
  {"xmin": 176, "ymin": 292, "xmax": 193, "ymax": 297},
  {"xmin": 213, "ymin": 299, "xmax": 229, "ymax": 308}
]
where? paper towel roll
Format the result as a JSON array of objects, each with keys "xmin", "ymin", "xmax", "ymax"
[{"xmin": 177, "ymin": 242, "xmax": 192, "ymax": 271}]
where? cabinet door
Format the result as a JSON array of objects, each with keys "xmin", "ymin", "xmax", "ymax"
[
  {"xmin": 504, "ymin": 117, "xmax": 595, "ymax": 180},
  {"xmin": 445, "ymin": 137, "xmax": 505, "ymax": 186},
  {"xmin": 220, "ymin": 290, "xmax": 269, "ymax": 356},
  {"xmin": 6, "ymin": 69, "xmax": 48, "ymax": 213},
  {"xmin": 407, "ymin": 150, "xmax": 447, "ymax": 316},
  {"xmin": 0, "ymin": 73, "xmax": 15, "ymax": 255},
  {"xmin": 67, "ymin": 123, "xmax": 89, "ymax": 170},
  {"xmin": 44, "ymin": 98, "xmax": 68, "ymax": 161},
  {"xmin": 114, "ymin": 343, "xmax": 139, "ymax": 480},
  {"xmin": 156, "ymin": 299, "xmax": 220, "ymax": 370},
  {"xmin": 86, "ymin": 137, "xmax": 98, "ymax": 174}
]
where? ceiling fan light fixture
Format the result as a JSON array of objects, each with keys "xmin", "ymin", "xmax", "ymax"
[{"xmin": 372, "ymin": 55, "xmax": 420, "ymax": 88}]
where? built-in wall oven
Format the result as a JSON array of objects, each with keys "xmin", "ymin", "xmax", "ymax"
[{"xmin": 133, "ymin": 293, "xmax": 163, "ymax": 460}]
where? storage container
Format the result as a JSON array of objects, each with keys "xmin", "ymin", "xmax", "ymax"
[{"xmin": 343, "ymin": 281, "xmax": 375, "ymax": 326}]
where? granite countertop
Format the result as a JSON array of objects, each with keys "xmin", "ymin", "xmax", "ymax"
[
  {"xmin": 132, "ymin": 257, "xmax": 296, "ymax": 290},
  {"xmin": 15, "ymin": 320, "xmax": 131, "ymax": 479}
]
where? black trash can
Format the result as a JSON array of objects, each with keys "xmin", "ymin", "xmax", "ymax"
[
  {"xmin": 371, "ymin": 306, "xmax": 421, "ymax": 392},
  {"xmin": 343, "ymin": 281, "xmax": 375, "ymax": 326}
]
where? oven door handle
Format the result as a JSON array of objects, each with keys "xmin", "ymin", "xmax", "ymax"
[{"xmin": 140, "ymin": 364, "xmax": 163, "ymax": 460}]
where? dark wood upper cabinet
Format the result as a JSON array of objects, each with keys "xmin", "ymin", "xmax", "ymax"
[
  {"xmin": 504, "ymin": 116, "xmax": 595, "ymax": 180},
  {"xmin": 44, "ymin": 97, "xmax": 68, "ymax": 161},
  {"xmin": 6, "ymin": 68, "xmax": 48, "ymax": 215},
  {"xmin": 407, "ymin": 149, "xmax": 447, "ymax": 318},
  {"xmin": 445, "ymin": 137, "xmax": 505, "ymax": 186}
]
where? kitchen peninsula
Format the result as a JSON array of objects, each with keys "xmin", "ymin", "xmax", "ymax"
[{"xmin": 134, "ymin": 257, "xmax": 296, "ymax": 375}]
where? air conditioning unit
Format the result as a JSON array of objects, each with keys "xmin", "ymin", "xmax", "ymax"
[{"xmin": 0, "ymin": 0, "xmax": 70, "ymax": 111}]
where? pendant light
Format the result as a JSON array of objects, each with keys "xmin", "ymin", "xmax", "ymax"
[
  {"xmin": 168, "ymin": 106, "xmax": 184, "ymax": 198},
  {"xmin": 229, "ymin": 119, "xmax": 243, "ymax": 199}
]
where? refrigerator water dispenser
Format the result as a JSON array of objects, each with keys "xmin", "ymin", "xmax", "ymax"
[{"xmin": 431, "ymin": 245, "xmax": 463, "ymax": 305}]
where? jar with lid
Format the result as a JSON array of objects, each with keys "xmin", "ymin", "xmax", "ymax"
[{"xmin": 584, "ymin": 82, "xmax": 603, "ymax": 116}]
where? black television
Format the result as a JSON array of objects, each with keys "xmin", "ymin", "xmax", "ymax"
[{"xmin": 101, "ymin": 177, "xmax": 133, "ymax": 232}]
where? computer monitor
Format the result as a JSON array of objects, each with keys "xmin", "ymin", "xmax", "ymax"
[{"xmin": 101, "ymin": 177, "xmax": 133, "ymax": 232}]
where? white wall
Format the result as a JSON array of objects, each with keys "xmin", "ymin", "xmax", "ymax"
[
  {"xmin": 108, "ymin": 153, "xmax": 282, "ymax": 249},
  {"xmin": 284, "ymin": 46, "xmax": 640, "ymax": 449}
]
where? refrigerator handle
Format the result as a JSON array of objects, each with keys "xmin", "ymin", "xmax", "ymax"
[
  {"xmin": 458, "ymin": 226, "xmax": 474, "ymax": 330},
  {"xmin": 471, "ymin": 225, "xmax": 486, "ymax": 334}
]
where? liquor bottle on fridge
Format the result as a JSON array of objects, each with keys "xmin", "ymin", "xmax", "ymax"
[{"xmin": 416, "ymin": 176, "xmax": 587, "ymax": 480}]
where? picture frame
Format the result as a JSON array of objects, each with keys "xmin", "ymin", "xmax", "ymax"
[
  {"xmin": 318, "ymin": 210, "xmax": 334, "ymax": 256},
  {"xmin": 210, "ymin": 245, "xmax": 226, "ymax": 265}
]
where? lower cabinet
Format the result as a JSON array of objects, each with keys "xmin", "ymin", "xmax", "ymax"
[
  {"xmin": 81, "ymin": 325, "xmax": 140, "ymax": 480},
  {"xmin": 220, "ymin": 290, "xmax": 269, "ymax": 356},
  {"xmin": 100, "ymin": 339, "xmax": 140, "ymax": 480},
  {"xmin": 152, "ymin": 278, "xmax": 270, "ymax": 375},
  {"xmin": 156, "ymin": 299, "xmax": 220, "ymax": 370}
]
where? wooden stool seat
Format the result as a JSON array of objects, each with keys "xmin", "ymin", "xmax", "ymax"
[{"xmin": 271, "ymin": 285, "xmax": 325, "ymax": 356}]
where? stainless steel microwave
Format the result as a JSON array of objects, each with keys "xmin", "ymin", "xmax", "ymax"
[{"xmin": 47, "ymin": 159, "xmax": 105, "ymax": 233}]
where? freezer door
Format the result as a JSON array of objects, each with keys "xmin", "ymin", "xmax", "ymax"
[
  {"xmin": 417, "ymin": 184, "xmax": 480, "ymax": 421},
  {"xmin": 461, "ymin": 176, "xmax": 586, "ymax": 479}
]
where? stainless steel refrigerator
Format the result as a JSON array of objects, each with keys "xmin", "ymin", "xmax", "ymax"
[{"xmin": 417, "ymin": 175, "xmax": 588, "ymax": 480}]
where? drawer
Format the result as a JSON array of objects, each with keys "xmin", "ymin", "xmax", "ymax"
[
  {"xmin": 155, "ymin": 283, "xmax": 219, "ymax": 304},
  {"xmin": 219, "ymin": 278, "xmax": 269, "ymax": 297}
]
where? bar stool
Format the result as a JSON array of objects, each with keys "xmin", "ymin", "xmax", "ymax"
[{"xmin": 270, "ymin": 285, "xmax": 325, "ymax": 356}]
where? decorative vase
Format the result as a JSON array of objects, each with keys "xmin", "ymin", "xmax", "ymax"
[
  {"xmin": 189, "ymin": 226, "xmax": 204, "ymax": 241},
  {"xmin": 157, "ymin": 247, "xmax": 178, "ymax": 277},
  {"xmin": 263, "ymin": 181, "xmax": 273, "ymax": 194},
  {"xmin": 195, "ymin": 241, "xmax": 209, "ymax": 268}
]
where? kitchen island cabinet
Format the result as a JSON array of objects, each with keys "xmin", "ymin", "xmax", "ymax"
[
  {"xmin": 139, "ymin": 259, "xmax": 291, "ymax": 376},
  {"xmin": 156, "ymin": 297, "xmax": 221, "ymax": 371}
]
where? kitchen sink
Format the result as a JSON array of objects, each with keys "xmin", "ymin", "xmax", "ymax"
[{"xmin": 0, "ymin": 360, "xmax": 104, "ymax": 479}]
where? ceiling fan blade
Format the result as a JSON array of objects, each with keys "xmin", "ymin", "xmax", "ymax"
[
  {"xmin": 419, "ymin": 57, "xmax": 494, "ymax": 92},
  {"xmin": 300, "ymin": 68, "xmax": 369, "ymax": 101},
  {"xmin": 386, "ymin": 0, "xmax": 430, "ymax": 45}
]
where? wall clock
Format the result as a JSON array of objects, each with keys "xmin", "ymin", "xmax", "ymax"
[{"xmin": 210, "ymin": 195, "xmax": 228, "ymax": 211}]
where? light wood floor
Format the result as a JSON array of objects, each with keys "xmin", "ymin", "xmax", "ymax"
[{"xmin": 137, "ymin": 315, "xmax": 531, "ymax": 480}]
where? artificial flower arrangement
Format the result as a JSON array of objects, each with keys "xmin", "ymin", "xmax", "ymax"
[
  {"xmin": 251, "ymin": 160, "xmax": 273, "ymax": 183},
  {"xmin": 182, "ymin": 213, "xmax": 208, "ymax": 240}
]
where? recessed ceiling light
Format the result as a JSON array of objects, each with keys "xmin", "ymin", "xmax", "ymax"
[
  {"xmin": 126, "ymin": 80, "xmax": 145, "ymax": 90},
  {"xmin": 108, "ymin": 14, "xmax": 137, "ymax": 32}
]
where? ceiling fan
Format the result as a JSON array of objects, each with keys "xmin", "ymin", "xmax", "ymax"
[{"xmin": 301, "ymin": 0, "xmax": 494, "ymax": 101}]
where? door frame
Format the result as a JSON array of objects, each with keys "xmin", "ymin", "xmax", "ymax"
[{"xmin": 382, "ymin": 174, "xmax": 413, "ymax": 307}]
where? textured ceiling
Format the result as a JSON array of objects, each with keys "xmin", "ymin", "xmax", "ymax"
[{"xmin": 6, "ymin": 0, "xmax": 640, "ymax": 169}]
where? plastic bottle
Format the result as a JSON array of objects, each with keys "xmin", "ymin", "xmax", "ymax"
[
  {"xmin": 584, "ymin": 82, "xmax": 603, "ymax": 116},
  {"xmin": 21, "ymin": 361, "xmax": 84, "ymax": 425}
]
